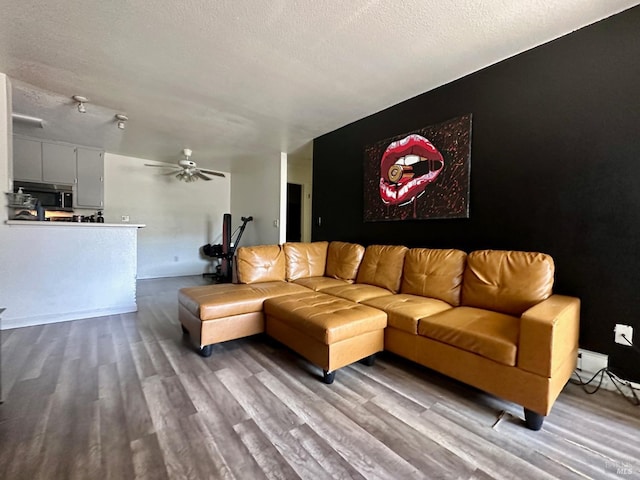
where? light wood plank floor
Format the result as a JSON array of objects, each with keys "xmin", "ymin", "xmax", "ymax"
[{"xmin": 1, "ymin": 276, "xmax": 639, "ymax": 479}]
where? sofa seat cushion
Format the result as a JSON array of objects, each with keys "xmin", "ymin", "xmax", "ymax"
[
  {"xmin": 363, "ymin": 294, "xmax": 452, "ymax": 334},
  {"xmin": 321, "ymin": 284, "xmax": 394, "ymax": 303},
  {"xmin": 292, "ymin": 276, "xmax": 350, "ymax": 291},
  {"xmin": 264, "ymin": 292, "xmax": 387, "ymax": 344},
  {"xmin": 417, "ymin": 306, "xmax": 520, "ymax": 366},
  {"xmin": 179, "ymin": 281, "xmax": 309, "ymax": 321}
]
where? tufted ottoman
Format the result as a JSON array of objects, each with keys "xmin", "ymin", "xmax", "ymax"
[{"xmin": 264, "ymin": 291, "xmax": 387, "ymax": 383}]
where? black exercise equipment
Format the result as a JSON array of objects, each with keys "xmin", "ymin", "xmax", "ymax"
[{"xmin": 202, "ymin": 214, "xmax": 253, "ymax": 283}]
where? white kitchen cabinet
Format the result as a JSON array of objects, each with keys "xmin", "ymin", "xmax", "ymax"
[
  {"xmin": 42, "ymin": 142, "xmax": 76, "ymax": 184},
  {"xmin": 14, "ymin": 137, "xmax": 76, "ymax": 184},
  {"xmin": 13, "ymin": 137, "xmax": 42, "ymax": 182},
  {"xmin": 76, "ymin": 147, "xmax": 104, "ymax": 208},
  {"xmin": 13, "ymin": 136, "xmax": 105, "ymax": 209}
]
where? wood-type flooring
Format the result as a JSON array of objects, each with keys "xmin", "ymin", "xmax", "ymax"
[{"xmin": 1, "ymin": 275, "xmax": 639, "ymax": 479}]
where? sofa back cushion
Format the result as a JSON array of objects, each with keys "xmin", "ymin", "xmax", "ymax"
[
  {"xmin": 236, "ymin": 244, "xmax": 286, "ymax": 284},
  {"xmin": 401, "ymin": 248, "xmax": 467, "ymax": 306},
  {"xmin": 284, "ymin": 241, "xmax": 329, "ymax": 281},
  {"xmin": 461, "ymin": 250, "xmax": 555, "ymax": 316},
  {"xmin": 356, "ymin": 244, "xmax": 409, "ymax": 293},
  {"xmin": 325, "ymin": 241, "xmax": 365, "ymax": 282}
]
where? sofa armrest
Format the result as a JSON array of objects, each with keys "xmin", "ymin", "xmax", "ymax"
[{"xmin": 517, "ymin": 295, "xmax": 580, "ymax": 377}]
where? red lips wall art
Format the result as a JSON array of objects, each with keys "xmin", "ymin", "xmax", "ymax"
[{"xmin": 363, "ymin": 114, "xmax": 472, "ymax": 221}]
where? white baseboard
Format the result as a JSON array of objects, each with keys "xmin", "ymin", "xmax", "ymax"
[
  {"xmin": 575, "ymin": 348, "xmax": 640, "ymax": 391},
  {"xmin": 0, "ymin": 304, "xmax": 138, "ymax": 330}
]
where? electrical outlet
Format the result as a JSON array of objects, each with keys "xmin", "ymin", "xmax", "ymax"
[
  {"xmin": 121, "ymin": 215, "xmax": 130, "ymax": 222},
  {"xmin": 273, "ymin": 219, "xmax": 279, "ymax": 228},
  {"xmin": 576, "ymin": 351, "xmax": 582, "ymax": 371},
  {"xmin": 614, "ymin": 324, "xmax": 633, "ymax": 345}
]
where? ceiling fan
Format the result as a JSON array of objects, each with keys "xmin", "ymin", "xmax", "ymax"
[{"xmin": 144, "ymin": 148, "xmax": 225, "ymax": 182}]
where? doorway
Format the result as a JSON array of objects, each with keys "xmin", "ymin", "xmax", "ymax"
[{"xmin": 286, "ymin": 183, "xmax": 302, "ymax": 242}]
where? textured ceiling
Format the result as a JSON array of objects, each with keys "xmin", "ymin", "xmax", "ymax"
[{"xmin": 1, "ymin": 1, "xmax": 638, "ymax": 171}]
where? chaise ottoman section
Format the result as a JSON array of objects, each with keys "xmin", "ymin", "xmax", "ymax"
[
  {"xmin": 179, "ymin": 281, "xmax": 309, "ymax": 356},
  {"xmin": 264, "ymin": 291, "xmax": 387, "ymax": 383}
]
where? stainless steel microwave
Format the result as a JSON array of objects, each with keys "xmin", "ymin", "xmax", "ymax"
[{"xmin": 14, "ymin": 181, "xmax": 73, "ymax": 211}]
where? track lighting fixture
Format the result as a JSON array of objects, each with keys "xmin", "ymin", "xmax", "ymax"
[
  {"xmin": 115, "ymin": 114, "xmax": 128, "ymax": 129},
  {"xmin": 72, "ymin": 95, "xmax": 88, "ymax": 113}
]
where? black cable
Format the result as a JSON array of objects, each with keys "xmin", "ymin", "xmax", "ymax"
[
  {"xmin": 621, "ymin": 333, "xmax": 640, "ymax": 355},
  {"xmin": 571, "ymin": 367, "xmax": 608, "ymax": 394},
  {"xmin": 571, "ymin": 367, "xmax": 640, "ymax": 406}
]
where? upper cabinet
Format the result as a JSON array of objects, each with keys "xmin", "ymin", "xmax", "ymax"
[
  {"xmin": 42, "ymin": 143, "xmax": 76, "ymax": 184},
  {"xmin": 13, "ymin": 137, "xmax": 43, "ymax": 182},
  {"xmin": 13, "ymin": 136, "xmax": 105, "ymax": 208},
  {"xmin": 76, "ymin": 148, "xmax": 104, "ymax": 208},
  {"xmin": 14, "ymin": 137, "xmax": 76, "ymax": 184}
]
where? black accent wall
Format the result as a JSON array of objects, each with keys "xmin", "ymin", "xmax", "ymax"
[{"xmin": 312, "ymin": 7, "xmax": 640, "ymax": 381}]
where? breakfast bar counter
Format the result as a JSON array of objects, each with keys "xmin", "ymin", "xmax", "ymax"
[
  {"xmin": 6, "ymin": 220, "xmax": 145, "ymax": 228},
  {"xmin": 0, "ymin": 221, "xmax": 145, "ymax": 330}
]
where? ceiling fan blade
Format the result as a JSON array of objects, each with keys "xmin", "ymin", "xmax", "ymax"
[
  {"xmin": 198, "ymin": 168, "xmax": 226, "ymax": 178},
  {"xmin": 195, "ymin": 171, "xmax": 213, "ymax": 181},
  {"xmin": 144, "ymin": 163, "xmax": 178, "ymax": 168}
]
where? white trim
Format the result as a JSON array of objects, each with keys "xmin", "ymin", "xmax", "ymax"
[
  {"xmin": 279, "ymin": 152, "xmax": 288, "ymax": 244},
  {"xmin": 0, "ymin": 304, "xmax": 138, "ymax": 330}
]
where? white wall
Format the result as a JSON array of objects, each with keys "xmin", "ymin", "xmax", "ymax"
[
  {"xmin": 104, "ymin": 153, "xmax": 231, "ymax": 278},
  {"xmin": 0, "ymin": 73, "xmax": 13, "ymax": 302},
  {"xmin": 0, "ymin": 73, "xmax": 11, "ymax": 221},
  {"xmin": 230, "ymin": 153, "xmax": 284, "ymax": 247}
]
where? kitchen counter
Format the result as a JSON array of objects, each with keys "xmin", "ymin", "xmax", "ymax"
[
  {"xmin": 1, "ymin": 220, "xmax": 144, "ymax": 330},
  {"xmin": 6, "ymin": 220, "xmax": 145, "ymax": 228}
]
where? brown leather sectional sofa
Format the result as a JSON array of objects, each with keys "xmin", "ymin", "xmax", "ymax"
[{"xmin": 179, "ymin": 241, "xmax": 580, "ymax": 430}]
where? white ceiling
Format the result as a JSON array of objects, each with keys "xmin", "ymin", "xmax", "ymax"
[{"xmin": 1, "ymin": 1, "xmax": 637, "ymax": 171}]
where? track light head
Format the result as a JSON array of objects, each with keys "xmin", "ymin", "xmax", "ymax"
[
  {"xmin": 115, "ymin": 114, "xmax": 128, "ymax": 129},
  {"xmin": 72, "ymin": 95, "xmax": 88, "ymax": 113}
]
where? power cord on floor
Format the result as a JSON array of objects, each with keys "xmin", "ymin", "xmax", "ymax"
[
  {"xmin": 571, "ymin": 333, "xmax": 640, "ymax": 406},
  {"xmin": 571, "ymin": 368, "xmax": 639, "ymax": 405}
]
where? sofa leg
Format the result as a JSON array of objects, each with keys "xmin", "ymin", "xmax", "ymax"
[
  {"xmin": 181, "ymin": 324, "xmax": 189, "ymax": 335},
  {"xmin": 323, "ymin": 370, "xmax": 335, "ymax": 384},
  {"xmin": 361, "ymin": 354, "xmax": 376, "ymax": 366},
  {"xmin": 524, "ymin": 408, "xmax": 545, "ymax": 430},
  {"xmin": 198, "ymin": 344, "xmax": 213, "ymax": 358}
]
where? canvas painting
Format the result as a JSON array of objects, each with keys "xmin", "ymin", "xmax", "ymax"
[{"xmin": 363, "ymin": 114, "xmax": 472, "ymax": 221}]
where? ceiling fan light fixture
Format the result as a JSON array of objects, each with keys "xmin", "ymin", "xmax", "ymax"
[
  {"xmin": 72, "ymin": 95, "xmax": 88, "ymax": 113},
  {"xmin": 144, "ymin": 148, "xmax": 224, "ymax": 182}
]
